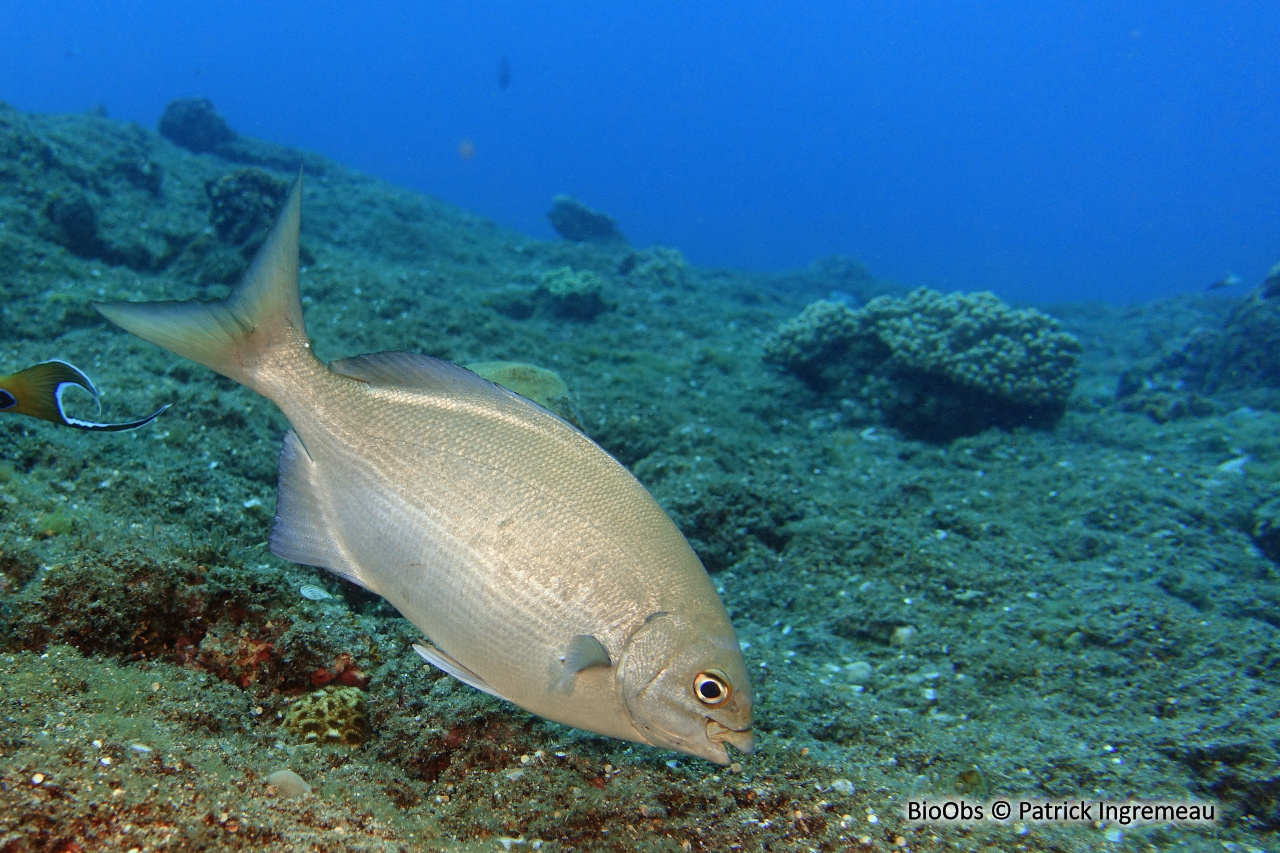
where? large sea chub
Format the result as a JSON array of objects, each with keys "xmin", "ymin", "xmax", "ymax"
[{"xmin": 96, "ymin": 178, "xmax": 753, "ymax": 764}]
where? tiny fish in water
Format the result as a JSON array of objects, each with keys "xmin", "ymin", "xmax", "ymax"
[
  {"xmin": 0, "ymin": 360, "xmax": 165, "ymax": 432},
  {"xmin": 96, "ymin": 177, "xmax": 753, "ymax": 765},
  {"xmin": 1209, "ymin": 273, "xmax": 1241, "ymax": 290}
]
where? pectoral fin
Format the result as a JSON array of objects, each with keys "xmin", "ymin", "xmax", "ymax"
[
  {"xmin": 412, "ymin": 642, "xmax": 506, "ymax": 701},
  {"xmin": 556, "ymin": 634, "xmax": 612, "ymax": 690},
  {"xmin": 563, "ymin": 635, "xmax": 611, "ymax": 672}
]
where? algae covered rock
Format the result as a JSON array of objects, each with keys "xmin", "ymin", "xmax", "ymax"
[
  {"xmin": 1201, "ymin": 262, "xmax": 1280, "ymax": 394},
  {"xmin": 170, "ymin": 168, "xmax": 302, "ymax": 288},
  {"xmin": 761, "ymin": 299, "xmax": 864, "ymax": 387},
  {"xmin": 765, "ymin": 287, "xmax": 1082, "ymax": 440},
  {"xmin": 467, "ymin": 360, "xmax": 585, "ymax": 429},
  {"xmin": 536, "ymin": 265, "xmax": 608, "ymax": 320},
  {"xmin": 206, "ymin": 167, "xmax": 289, "ymax": 245},
  {"xmin": 1117, "ymin": 264, "xmax": 1280, "ymax": 415},
  {"xmin": 1253, "ymin": 497, "xmax": 1280, "ymax": 566},
  {"xmin": 39, "ymin": 189, "xmax": 102, "ymax": 258},
  {"xmin": 282, "ymin": 685, "xmax": 369, "ymax": 747},
  {"xmin": 619, "ymin": 245, "xmax": 689, "ymax": 291}
]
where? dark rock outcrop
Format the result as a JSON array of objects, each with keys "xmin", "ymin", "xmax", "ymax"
[
  {"xmin": 158, "ymin": 97, "xmax": 237, "ymax": 154},
  {"xmin": 547, "ymin": 195, "xmax": 627, "ymax": 245}
]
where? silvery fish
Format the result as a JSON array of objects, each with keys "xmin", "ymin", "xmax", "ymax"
[{"xmin": 96, "ymin": 178, "xmax": 753, "ymax": 764}]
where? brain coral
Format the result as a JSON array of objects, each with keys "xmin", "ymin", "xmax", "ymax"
[
  {"xmin": 765, "ymin": 287, "xmax": 1082, "ymax": 440},
  {"xmin": 282, "ymin": 686, "xmax": 369, "ymax": 747}
]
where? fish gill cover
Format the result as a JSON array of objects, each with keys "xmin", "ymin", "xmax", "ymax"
[{"xmin": 0, "ymin": 99, "xmax": 1279, "ymax": 853}]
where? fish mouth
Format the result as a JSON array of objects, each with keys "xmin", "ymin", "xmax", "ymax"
[{"xmin": 706, "ymin": 719, "xmax": 755, "ymax": 760}]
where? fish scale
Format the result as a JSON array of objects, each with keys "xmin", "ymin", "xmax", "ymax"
[{"xmin": 96, "ymin": 176, "xmax": 753, "ymax": 764}]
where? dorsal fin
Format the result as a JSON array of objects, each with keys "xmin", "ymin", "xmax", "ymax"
[
  {"xmin": 329, "ymin": 351, "xmax": 485, "ymax": 392},
  {"xmin": 330, "ymin": 351, "xmax": 584, "ymax": 434}
]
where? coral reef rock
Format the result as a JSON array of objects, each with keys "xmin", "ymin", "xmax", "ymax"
[
  {"xmin": 206, "ymin": 167, "xmax": 289, "ymax": 245},
  {"xmin": 1253, "ymin": 497, "xmax": 1280, "ymax": 566},
  {"xmin": 765, "ymin": 287, "xmax": 1082, "ymax": 440},
  {"xmin": 1201, "ymin": 262, "xmax": 1280, "ymax": 393},
  {"xmin": 547, "ymin": 194, "xmax": 628, "ymax": 245}
]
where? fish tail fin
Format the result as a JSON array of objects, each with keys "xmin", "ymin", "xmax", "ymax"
[
  {"xmin": 1, "ymin": 360, "xmax": 97, "ymax": 425},
  {"xmin": 0, "ymin": 360, "xmax": 166, "ymax": 432},
  {"xmin": 95, "ymin": 176, "xmax": 310, "ymax": 397}
]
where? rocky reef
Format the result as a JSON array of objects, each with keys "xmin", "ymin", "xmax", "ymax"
[
  {"xmin": 618, "ymin": 245, "xmax": 689, "ymax": 291},
  {"xmin": 1119, "ymin": 262, "xmax": 1280, "ymax": 419},
  {"xmin": 765, "ymin": 287, "xmax": 1082, "ymax": 440}
]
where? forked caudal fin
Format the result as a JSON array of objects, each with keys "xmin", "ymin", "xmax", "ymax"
[{"xmin": 94, "ymin": 176, "xmax": 311, "ymax": 397}]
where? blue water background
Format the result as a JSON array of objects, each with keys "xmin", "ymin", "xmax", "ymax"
[{"xmin": 1, "ymin": 1, "xmax": 1277, "ymax": 305}]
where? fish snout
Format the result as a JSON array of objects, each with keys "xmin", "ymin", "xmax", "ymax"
[{"xmin": 706, "ymin": 719, "xmax": 755, "ymax": 760}]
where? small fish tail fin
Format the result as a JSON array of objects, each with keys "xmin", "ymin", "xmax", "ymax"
[
  {"xmin": 1, "ymin": 360, "xmax": 97, "ymax": 424},
  {"xmin": 95, "ymin": 176, "xmax": 310, "ymax": 396},
  {"xmin": 0, "ymin": 360, "xmax": 166, "ymax": 432}
]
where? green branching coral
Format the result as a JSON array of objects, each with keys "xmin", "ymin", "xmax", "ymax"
[
  {"xmin": 764, "ymin": 287, "xmax": 1082, "ymax": 440},
  {"xmin": 865, "ymin": 288, "xmax": 1081, "ymax": 408},
  {"xmin": 762, "ymin": 300, "xmax": 863, "ymax": 387},
  {"xmin": 282, "ymin": 686, "xmax": 369, "ymax": 747}
]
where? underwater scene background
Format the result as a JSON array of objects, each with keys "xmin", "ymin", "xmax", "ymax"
[
  {"xmin": 2, "ymin": 1, "xmax": 1279, "ymax": 306},
  {"xmin": 1, "ymin": 96, "xmax": 1280, "ymax": 852}
]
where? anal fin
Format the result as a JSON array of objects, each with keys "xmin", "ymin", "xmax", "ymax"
[
  {"xmin": 413, "ymin": 642, "xmax": 506, "ymax": 700},
  {"xmin": 269, "ymin": 429, "xmax": 372, "ymax": 591}
]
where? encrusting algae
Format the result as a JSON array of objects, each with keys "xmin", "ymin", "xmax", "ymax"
[{"xmin": 466, "ymin": 360, "xmax": 584, "ymax": 429}]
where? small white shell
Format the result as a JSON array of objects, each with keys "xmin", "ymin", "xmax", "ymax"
[{"xmin": 299, "ymin": 585, "xmax": 332, "ymax": 601}]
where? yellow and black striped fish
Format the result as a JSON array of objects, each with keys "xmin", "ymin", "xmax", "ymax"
[{"xmin": 0, "ymin": 360, "xmax": 165, "ymax": 432}]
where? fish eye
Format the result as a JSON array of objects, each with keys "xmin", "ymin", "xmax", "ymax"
[{"xmin": 693, "ymin": 670, "xmax": 731, "ymax": 706}]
